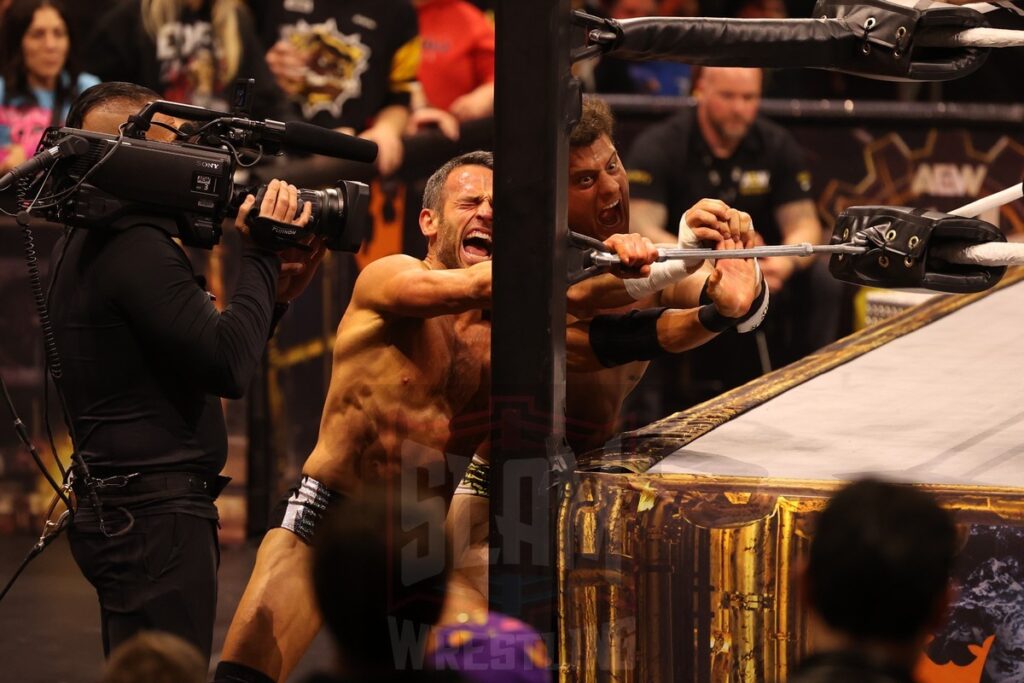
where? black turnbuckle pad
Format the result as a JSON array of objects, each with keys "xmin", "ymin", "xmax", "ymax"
[
  {"xmin": 814, "ymin": 0, "xmax": 988, "ymax": 82},
  {"xmin": 829, "ymin": 206, "xmax": 1006, "ymax": 293}
]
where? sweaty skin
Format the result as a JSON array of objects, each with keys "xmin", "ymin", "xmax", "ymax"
[
  {"xmin": 440, "ymin": 136, "xmax": 761, "ymax": 625},
  {"xmin": 221, "ymin": 165, "xmax": 495, "ymax": 682},
  {"xmin": 219, "ymin": 162, "xmax": 650, "ymax": 680}
]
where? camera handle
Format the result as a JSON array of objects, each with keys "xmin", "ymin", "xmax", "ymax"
[{"xmin": 245, "ymin": 212, "xmax": 314, "ymax": 252}]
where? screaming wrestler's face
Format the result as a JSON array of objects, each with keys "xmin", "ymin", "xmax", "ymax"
[
  {"xmin": 432, "ymin": 164, "xmax": 494, "ymax": 268},
  {"xmin": 568, "ymin": 133, "xmax": 630, "ymax": 241}
]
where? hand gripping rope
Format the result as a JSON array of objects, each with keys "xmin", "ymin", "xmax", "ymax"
[{"xmin": 570, "ymin": 184, "xmax": 1024, "ymax": 293}]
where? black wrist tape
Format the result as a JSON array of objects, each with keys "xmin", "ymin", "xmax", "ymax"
[
  {"xmin": 736, "ymin": 280, "xmax": 768, "ymax": 327},
  {"xmin": 698, "ymin": 303, "xmax": 737, "ymax": 333},
  {"xmin": 589, "ymin": 307, "xmax": 669, "ymax": 368}
]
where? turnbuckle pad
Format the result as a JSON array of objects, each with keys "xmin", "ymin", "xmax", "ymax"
[
  {"xmin": 814, "ymin": 0, "xmax": 989, "ymax": 81},
  {"xmin": 829, "ymin": 206, "xmax": 1006, "ymax": 293}
]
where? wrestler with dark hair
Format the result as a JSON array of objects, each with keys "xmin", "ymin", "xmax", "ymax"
[
  {"xmin": 442, "ymin": 95, "xmax": 767, "ymax": 622},
  {"xmin": 215, "ymin": 150, "xmax": 662, "ymax": 683}
]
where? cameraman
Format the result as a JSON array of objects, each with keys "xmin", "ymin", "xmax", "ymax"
[{"xmin": 48, "ymin": 82, "xmax": 324, "ymax": 662}]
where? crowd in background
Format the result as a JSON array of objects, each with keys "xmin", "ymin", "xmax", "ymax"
[
  {"xmin": 0, "ymin": 0, "xmax": 858, "ymax": 418},
  {"xmin": 0, "ymin": 1, "xmax": 988, "ymax": 682},
  {"xmin": 2, "ymin": 0, "xmax": 1018, "ymax": 180}
]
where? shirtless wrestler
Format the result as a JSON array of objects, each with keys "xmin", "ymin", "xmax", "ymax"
[
  {"xmin": 563, "ymin": 96, "xmax": 765, "ymax": 453},
  {"xmin": 442, "ymin": 97, "xmax": 766, "ymax": 622},
  {"xmin": 214, "ymin": 150, "xmax": 662, "ymax": 683}
]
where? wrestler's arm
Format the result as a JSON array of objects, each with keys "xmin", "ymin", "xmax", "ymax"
[
  {"xmin": 657, "ymin": 209, "xmax": 758, "ymax": 309},
  {"xmin": 570, "ymin": 200, "xmax": 744, "ymax": 315},
  {"xmin": 566, "ymin": 308, "xmax": 717, "ymax": 371},
  {"xmin": 353, "ymin": 255, "xmax": 491, "ymax": 317}
]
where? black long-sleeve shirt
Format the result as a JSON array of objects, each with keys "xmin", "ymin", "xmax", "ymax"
[{"xmin": 49, "ymin": 224, "xmax": 280, "ymax": 518}]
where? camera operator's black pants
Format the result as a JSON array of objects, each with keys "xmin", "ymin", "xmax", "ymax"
[{"xmin": 68, "ymin": 513, "xmax": 219, "ymax": 661}]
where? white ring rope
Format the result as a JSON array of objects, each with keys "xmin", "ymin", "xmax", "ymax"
[
  {"xmin": 949, "ymin": 183, "xmax": 1024, "ymax": 218},
  {"xmin": 918, "ymin": 27, "xmax": 1024, "ymax": 48},
  {"xmin": 934, "ymin": 241, "xmax": 1024, "ymax": 266},
  {"xmin": 588, "ymin": 183, "xmax": 1024, "ymax": 269}
]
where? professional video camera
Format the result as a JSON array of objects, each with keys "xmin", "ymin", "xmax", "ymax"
[{"xmin": 1, "ymin": 89, "xmax": 378, "ymax": 252}]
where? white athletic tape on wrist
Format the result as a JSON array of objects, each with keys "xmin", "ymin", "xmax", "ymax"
[
  {"xmin": 620, "ymin": 217, "xmax": 706, "ymax": 300},
  {"xmin": 622, "ymin": 257, "xmax": 692, "ymax": 300},
  {"xmin": 736, "ymin": 260, "xmax": 769, "ymax": 334}
]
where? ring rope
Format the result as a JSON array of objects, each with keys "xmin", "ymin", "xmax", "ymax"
[{"xmin": 918, "ymin": 27, "xmax": 1024, "ymax": 48}]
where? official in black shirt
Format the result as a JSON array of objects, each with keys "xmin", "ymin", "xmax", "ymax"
[
  {"xmin": 624, "ymin": 67, "xmax": 841, "ymax": 412},
  {"xmin": 48, "ymin": 83, "xmax": 325, "ymax": 662}
]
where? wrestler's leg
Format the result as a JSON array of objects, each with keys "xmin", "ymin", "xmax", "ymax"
[
  {"xmin": 216, "ymin": 473, "xmax": 341, "ymax": 683},
  {"xmin": 438, "ymin": 490, "xmax": 490, "ymax": 625},
  {"xmin": 218, "ymin": 528, "xmax": 320, "ymax": 682}
]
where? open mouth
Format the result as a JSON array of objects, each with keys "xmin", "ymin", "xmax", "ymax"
[
  {"xmin": 598, "ymin": 199, "xmax": 623, "ymax": 228},
  {"xmin": 461, "ymin": 228, "xmax": 493, "ymax": 263}
]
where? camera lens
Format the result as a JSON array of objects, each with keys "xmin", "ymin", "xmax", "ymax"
[{"xmin": 233, "ymin": 180, "xmax": 369, "ymax": 252}]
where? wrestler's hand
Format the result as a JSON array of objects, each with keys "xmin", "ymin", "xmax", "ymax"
[
  {"xmin": 265, "ymin": 40, "xmax": 306, "ymax": 95},
  {"xmin": 360, "ymin": 123, "xmax": 404, "ymax": 177},
  {"xmin": 705, "ymin": 238, "xmax": 760, "ymax": 318},
  {"xmin": 603, "ymin": 233, "xmax": 659, "ymax": 278},
  {"xmin": 682, "ymin": 199, "xmax": 740, "ymax": 243}
]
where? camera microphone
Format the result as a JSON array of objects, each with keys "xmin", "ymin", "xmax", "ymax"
[
  {"xmin": 280, "ymin": 121, "xmax": 378, "ymax": 163},
  {"xmin": 228, "ymin": 118, "xmax": 379, "ymax": 163},
  {"xmin": 0, "ymin": 135, "xmax": 90, "ymax": 190}
]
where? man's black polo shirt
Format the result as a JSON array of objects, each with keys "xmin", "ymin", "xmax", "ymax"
[{"xmin": 626, "ymin": 106, "xmax": 813, "ymax": 245}]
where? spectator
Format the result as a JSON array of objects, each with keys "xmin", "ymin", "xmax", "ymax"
[
  {"xmin": 84, "ymin": 0, "xmax": 283, "ymax": 119},
  {"xmin": 624, "ymin": 67, "xmax": 840, "ymax": 415},
  {"xmin": 432, "ymin": 611, "xmax": 551, "ymax": 683},
  {"xmin": 102, "ymin": 631, "xmax": 206, "ymax": 683},
  {"xmin": 0, "ymin": 0, "xmax": 98, "ymax": 173},
  {"xmin": 790, "ymin": 479, "xmax": 958, "ymax": 683},
  {"xmin": 301, "ymin": 490, "xmax": 463, "ymax": 683},
  {"xmin": 591, "ymin": 0, "xmax": 692, "ymax": 96},
  {"xmin": 406, "ymin": 0, "xmax": 494, "ymax": 140},
  {"xmin": 250, "ymin": 0, "xmax": 420, "ymax": 176}
]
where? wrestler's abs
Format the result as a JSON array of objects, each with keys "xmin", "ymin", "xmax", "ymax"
[{"xmin": 303, "ymin": 306, "xmax": 491, "ymax": 495}]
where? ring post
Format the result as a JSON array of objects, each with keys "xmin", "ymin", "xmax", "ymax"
[{"xmin": 491, "ymin": 0, "xmax": 575, "ymax": 669}]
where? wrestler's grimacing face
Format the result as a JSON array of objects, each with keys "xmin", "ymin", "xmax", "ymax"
[
  {"xmin": 435, "ymin": 165, "xmax": 494, "ymax": 268},
  {"xmin": 568, "ymin": 134, "xmax": 630, "ymax": 240}
]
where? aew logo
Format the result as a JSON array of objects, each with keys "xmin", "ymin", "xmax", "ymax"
[{"xmin": 911, "ymin": 163, "xmax": 987, "ymax": 198}]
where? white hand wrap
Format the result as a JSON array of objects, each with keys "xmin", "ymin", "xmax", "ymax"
[
  {"xmin": 621, "ymin": 217, "xmax": 706, "ymax": 300},
  {"xmin": 736, "ymin": 260, "xmax": 770, "ymax": 334}
]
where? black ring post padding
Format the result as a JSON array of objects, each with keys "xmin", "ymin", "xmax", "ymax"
[{"xmin": 605, "ymin": 2, "xmax": 989, "ymax": 82}]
